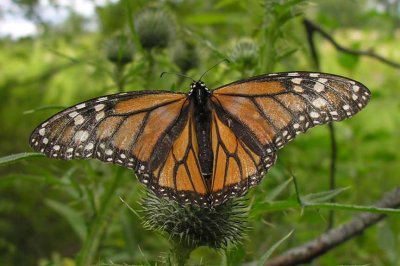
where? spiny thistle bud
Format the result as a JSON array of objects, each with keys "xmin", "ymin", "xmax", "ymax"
[
  {"xmin": 228, "ymin": 38, "xmax": 259, "ymax": 69},
  {"xmin": 141, "ymin": 192, "xmax": 248, "ymax": 249},
  {"xmin": 105, "ymin": 34, "xmax": 135, "ymax": 66},
  {"xmin": 135, "ymin": 9, "xmax": 175, "ymax": 50},
  {"xmin": 172, "ymin": 41, "xmax": 199, "ymax": 73}
]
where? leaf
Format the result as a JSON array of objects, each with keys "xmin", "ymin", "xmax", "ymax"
[
  {"xmin": 265, "ymin": 177, "xmax": 293, "ymax": 202},
  {"xmin": 222, "ymin": 245, "xmax": 246, "ymax": 266},
  {"xmin": 23, "ymin": 105, "xmax": 66, "ymax": 115},
  {"xmin": 45, "ymin": 199, "xmax": 87, "ymax": 241},
  {"xmin": 0, "ymin": 152, "xmax": 45, "ymax": 166},
  {"xmin": 184, "ymin": 12, "xmax": 245, "ymax": 25},
  {"xmin": 337, "ymin": 42, "xmax": 361, "ymax": 70},
  {"xmin": 0, "ymin": 173, "xmax": 65, "ymax": 187},
  {"xmin": 257, "ymin": 230, "xmax": 294, "ymax": 266},
  {"xmin": 184, "ymin": 29, "xmax": 229, "ymax": 60},
  {"xmin": 301, "ymin": 187, "xmax": 350, "ymax": 204},
  {"xmin": 337, "ymin": 53, "xmax": 359, "ymax": 70},
  {"xmin": 251, "ymin": 198, "xmax": 299, "ymax": 216},
  {"xmin": 276, "ymin": 48, "xmax": 298, "ymax": 61}
]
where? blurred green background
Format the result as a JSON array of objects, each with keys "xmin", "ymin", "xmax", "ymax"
[{"xmin": 1, "ymin": 0, "xmax": 399, "ymax": 265}]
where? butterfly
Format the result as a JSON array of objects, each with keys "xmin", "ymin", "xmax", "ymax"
[{"xmin": 30, "ymin": 71, "xmax": 370, "ymax": 207}]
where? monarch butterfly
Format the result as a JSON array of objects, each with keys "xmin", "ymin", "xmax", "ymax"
[{"xmin": 30, "ymin": 71, "xmax": 370, "ymax": 207}]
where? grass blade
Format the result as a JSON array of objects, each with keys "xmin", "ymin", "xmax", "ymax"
[{"xmin": 0, "ymin": 152, "xmax": 45, "ymax": 166}]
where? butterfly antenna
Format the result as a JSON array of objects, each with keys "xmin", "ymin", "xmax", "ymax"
[
  {"xmin": 160, "ymin": 71, "xmax": 196, "ymax": 82},
  {"xmin": 199, "ymin": 58, "xmax": 230, "ymax": 81}
]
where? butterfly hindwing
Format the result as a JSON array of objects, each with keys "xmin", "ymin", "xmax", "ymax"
[
  {"xmin": 146, "ymin": 109, "xmax": 209, "ymax": 205},
  {"xmin": 209, "ymin": 109, "xmax": 277, "ymax": 205}
]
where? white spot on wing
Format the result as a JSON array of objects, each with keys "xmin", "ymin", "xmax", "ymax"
[
  {"xmin": 291, "ymin": 78, "xmax": 302, "ymax": 84},
  {"xmin": 330, "ymin": 111, "xmax": 338, "ymax": 116},
  {"xmin": 312, "ymin": 98, "xmax": 327, "ymax": 108},
  {"xmin": 85, "ymin": 143, "xmax": 94, "ymax": 150},
  {"xmin": 288, "ymin": 72, "xmax": 299, "ymax": 76},
  {"xmin": 309, "ymin": 73, "xmax": 320, "ymax": 77},
  {"xmin": 310, "ymin": 111, "xmax": 320, "ymax": 118},
  {"xmin": 95, "ymin": 104, "xmax": 105, "ymax": 111},
  {"xmin": 313, "ymin": 83, "xmax": 325, "ymax": 92},
  {"xmin": 76, "ymin": 103, "xmax": 86, "ymax": 109},
  {"xmin": 75, "ymin": 130, "xmax": 89, "ymax": 142},
  {"xmin": 293, "ymin": 85, "xmax": 304, "ymax": 93},
  {"xmin": 69, "ymin": 111, "xmax": 78, "ymax": 118},
  {"xmin": 74, "ymin": 115, "xmax": 85, "ymax": 125},
  {"xmin": 95, "ymin": 111, "xmax": 105, "ymax": 121},
  {"xmin": 97, "ymin": 97, "xmax": 108, "ymax": 102},
  {"xmin": 39, "ymin": 128, "xmax": 46, "ymax": 136}
]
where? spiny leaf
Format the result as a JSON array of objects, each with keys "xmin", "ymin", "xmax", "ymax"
[{"xmin": 257, "ymin": 230, "xmax": 294, "ymax": 265}]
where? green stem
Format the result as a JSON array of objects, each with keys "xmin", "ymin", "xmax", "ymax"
[
  {"xmin": 254, "ymin": 200, "xmax": 400, "ymax": 215},
  {"xmin": 304, "ymin": 202, "xmax": 400, "ymax": 214},
  {"xmin": 327, "ymin": 123, "xmax": 337, "ymax": 230},
  {"xmin": 114, "ymin": 64, "xmax": 126, "ymax": 92},
  {"xmin": 171, "ymin": 241, "xmax": 195, "ymax": 266},
  {"xmin": 76, "ymin": 168, "xmax": 126, "ymax": 266},
  {"xmin": 145, "ymin": 51, "xmax": 155, "ymax": 87}
]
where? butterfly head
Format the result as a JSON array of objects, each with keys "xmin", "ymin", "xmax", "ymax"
[{"xmin": 189, "ymin": 81, "xmax": 210, "ymax": 94}]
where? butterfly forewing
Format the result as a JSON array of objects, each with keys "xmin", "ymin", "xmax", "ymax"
[
  {"xmin": 212, "ymin": 72, "xmax": 370, "ymax": 149},
  {"xmin": 31, "ymin": 93, "xmax": 185, "ymax": 172},
  {"xmin": 209, "ymin": 71, "xmax": 370, "ymax": 204}
]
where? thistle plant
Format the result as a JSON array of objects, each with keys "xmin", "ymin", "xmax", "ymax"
[
  {"xmin": 228, "ymin": 38, "xmax": 259, "ymax": 75},
  {"xmin": 141, "ymin": 192, "xmax": 248, "ymax": 265},
  {"xmin": 172, "ymin": 41, "xmax": 199, "ymax": 74},
  {"xmin": 105, "ymin": 34, "xmax": 135, "ymax": 92},
  {"xmin": 135, "ymin": 8, "xmax": 175, "ymax": 51},
  {"xmin": 135, "ymin": 8, "xmax": 175, "ymax": 85},
  {"xmin": 105, "ymin": 34, "xmax": 135, "ymax": 66}
]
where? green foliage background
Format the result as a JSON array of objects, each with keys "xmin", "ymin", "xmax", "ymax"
[{"xmin": 1, "ymin": 0, "xmax": 399, "ymax": 265}]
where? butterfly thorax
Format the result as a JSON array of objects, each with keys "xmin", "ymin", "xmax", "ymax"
[{"xmin": 189, "ymin": 81, "xmax": 213, "ymax": 184}]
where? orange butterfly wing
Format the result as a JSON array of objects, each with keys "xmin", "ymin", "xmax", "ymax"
[
  {"xmin": 209, "ymin": 72, "xmax": 370, "ymax": 204},
  {"xmin": 30, "ymin": 91, "xmax": 208, "ymax": 203}
]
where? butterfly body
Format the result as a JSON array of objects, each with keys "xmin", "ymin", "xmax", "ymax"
[
  {"xmin": 30, "ymin": 72, "xmax": 371, "ymax": 207},
  {"xmin": 190, "ymin": 81, "xmax": 214, "ymax": 182}
]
